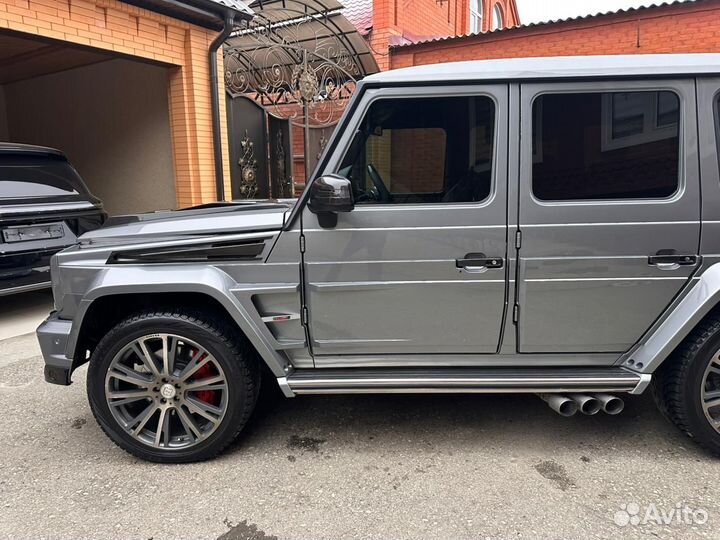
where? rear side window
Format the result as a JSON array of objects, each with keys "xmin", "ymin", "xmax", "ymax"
[
  {"xmin": 532, "ymin": 91, "xmax": 680, "ymax": 201},
  {"xmin": 0, "ymin": 155, "xmax": 89, "ymax": 204}
]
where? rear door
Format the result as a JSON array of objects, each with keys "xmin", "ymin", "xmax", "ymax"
[{"xmin": 517, "ymin": 79, "xmax": 700, "ymax": 353}]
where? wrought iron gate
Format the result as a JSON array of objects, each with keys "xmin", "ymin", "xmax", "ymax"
[{"xmin": 224, "ymin": 0, "xmax": 378, "ymax": 199}]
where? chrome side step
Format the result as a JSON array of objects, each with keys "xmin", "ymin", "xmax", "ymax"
[{"xmin": 284, "ymin": 367, "xmax": 647, "ymax": 396}]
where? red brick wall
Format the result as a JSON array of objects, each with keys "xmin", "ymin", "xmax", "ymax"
[
  {"xmin": 390, "ymin": 0, "xmax": 720, "ymax": 69},
  {"xmin": 395, "ymin": 0, "xmax": 464, "ymax": 39},
  {"xmin": 370, "ymin": 0, "xmax": 519, "ymax": 70}
]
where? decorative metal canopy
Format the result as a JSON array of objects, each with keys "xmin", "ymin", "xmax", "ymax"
[{"xmin": 223, "ymin": 0, "xmax": 379, "ymax": 128}]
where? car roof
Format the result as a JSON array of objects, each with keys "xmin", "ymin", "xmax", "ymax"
[
  {"xmin": 363, "ymin": 54, "xmax": 720, "ymax": 85},
  {"xmin": 0, "ymin": 142, "xmax": 66, "ymax": 158}
]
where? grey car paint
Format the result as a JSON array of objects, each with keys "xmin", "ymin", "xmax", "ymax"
[
  {"xmin": 301, "ymin": 85, "xmax": 509, "ymax": 357},
  {"xmin": 45, "ymin": 203, "xmax": 301, "ymax": 385},
  {"xmin": 517, "ymin": 79, "xmax": 700, "ymax": 353},
  {"xmin": 36, "ymin": 54, "xmax": 720, "ymax": 396}
]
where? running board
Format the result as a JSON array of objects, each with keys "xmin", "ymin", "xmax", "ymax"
[{"xmin": 283, "ymin": 367, "xmax": 650, "ymax": 396}]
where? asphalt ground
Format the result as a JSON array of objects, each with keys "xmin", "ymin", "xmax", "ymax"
[{"xmin": 1, "ymin": 332, "xmax": 719, "ymax": 540}]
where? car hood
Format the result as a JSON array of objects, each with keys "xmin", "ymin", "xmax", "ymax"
[{"xmin": 79, "ymin": 200, "xmax": 294, "ymax": 245}]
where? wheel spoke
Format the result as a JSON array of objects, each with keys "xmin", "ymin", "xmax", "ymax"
[
  {"xmin": 178, "ymin": 354, "xmax": 211, "ymax": 382},
  {"xmin": 176, "ymin": 406, "xmax": 203, "ymax": 440},
  {"xmin": 109, "ymin": 368, "xmax": 153, "ymax": 388},
  {"xmin": 708, "ymin": 365, "xmax": 720, "ymax": 378},
  {"xmin": 189, "ymin": 383, "xmax": 226, "ymax": 392},
  {"xmin": 184, "ymin": 375, "xmax": 226, "ymax": 391},
  {"xmin": 703, "ymin": 397, "xmax": 720, "ymax": 411},
  {"xmin": 154, "ymin": 407, "xmax": 171, "ymax": 447},
  {"xmin": 704, "ymin": 389, "xmax": 720, "ymax": 401},
  {"xmin": 128, "ymin": 403, "xmax": 157, "ymax": 434},
  {"xmin": 161, "ymin": 335, "xmax": 177, "ymax": 377},
  {"xmin": 108, "ymin": 389, "xmax": 152, "ymax": 400},
  {"xmin": 132, "ymin": 340, "xmax": 161, "ymax": 378},
  {"xmin": 108, "ymin": 396, "xmax": 151, "ymax": 408},
  {"xmin": 185, "ymin": 396, "xmax": 223, "ymax": 422}
]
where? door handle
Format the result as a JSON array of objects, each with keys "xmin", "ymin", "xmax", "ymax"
[
  {"xmin": 456, "ymin": 253, "xmax": 504, "ymax": 270},
  {"xmin": 648, "ymin": 253, "xmax": 697, "ymax": 270}
]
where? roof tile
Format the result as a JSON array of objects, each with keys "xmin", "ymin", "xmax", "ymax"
[{"xmin": 341, "ymin": 0, "xmax": 373, "ymax": 35}]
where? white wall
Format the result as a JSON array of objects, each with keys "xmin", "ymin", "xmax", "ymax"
[
  {"xmin": 516, "ymin": 0, "xmax": 695, "ymax": 24},
  {"xmin": 4, "ymin": 59, "xmax": 176, "ymax": 216}
]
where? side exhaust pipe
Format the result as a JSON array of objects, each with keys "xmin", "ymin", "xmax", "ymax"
[
  {"xmin": 538, "ymin": 394, "xmax": 578, "ymax": 417},
  {"xmin": 594, "ymin": 393, "xmax": 625, "ymax": 415},
  {"xmin": 569, "ymin": 394, "xmax": 602, "ymax": 415}
]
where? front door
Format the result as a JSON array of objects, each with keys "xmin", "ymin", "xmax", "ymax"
[
  {"xmin": 517, "ymin": 80, "xmax": 701, "ymax": 353},
  {"xmin": 302, "ymin": 85, "xmax": 510, "ymax": 360}
]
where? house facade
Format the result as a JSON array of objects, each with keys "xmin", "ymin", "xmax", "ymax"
[
  {"xmin": 389, "ymin": 0, "xmax": 720, "ymax": 69},
  {"xmin": 0, "ymin": 0, "xmax": 252, "ymax": 214},
  {"xmin": 12, "ymin": 1, "xmax": 717, "ymax": 212},
  {"xmin": 346, "ymin": 0, "xmax": 520, "ymax": 69}
]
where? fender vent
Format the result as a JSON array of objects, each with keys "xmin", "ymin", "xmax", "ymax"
[{"xmin": 108, "ymin": 238, "xmax": 268, "ymax": 264}]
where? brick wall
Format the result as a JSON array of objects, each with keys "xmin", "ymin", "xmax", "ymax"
[
  {"xmin": 0, "ymin": 0, "xmax": 230, "ymax": 207},
  {"xmin": 390, "ymin": 0, "xmax": 720, "ymax": 69},
  {"xmin": 369, "ymin": 0, "xmax": 468, "ymax": 70}
]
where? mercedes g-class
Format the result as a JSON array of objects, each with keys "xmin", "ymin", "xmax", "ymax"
[{"xmin": 37, "ymin": 54, "xmax": 720, "ymax": 462}]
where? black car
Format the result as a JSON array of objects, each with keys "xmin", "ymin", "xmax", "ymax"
[{"xmin": 0, "ymin": 143, "xmax": 105, "ymax": 296}]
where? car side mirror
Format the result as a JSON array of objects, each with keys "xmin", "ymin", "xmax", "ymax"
[{"xmin": 307, "ymin": 174, "xmax": 354, "ymax": 228}]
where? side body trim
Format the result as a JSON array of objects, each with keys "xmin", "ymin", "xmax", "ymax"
[{"xmin": 285, "ymin": 367, "xmax": 643, "ymax": 394}]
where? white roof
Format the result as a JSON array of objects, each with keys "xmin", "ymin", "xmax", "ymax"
[{"xmin": 364, "ymin": 54, "xmax": 720, "ymax": 84}]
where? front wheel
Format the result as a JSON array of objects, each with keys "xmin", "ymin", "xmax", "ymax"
[
  {"xmin": 654, "ymin": 313, "xmax": 720, "ymax": 456},
  {"xmin": 87, "ymin": 309, "xmax": 259, "ymax": 463}
]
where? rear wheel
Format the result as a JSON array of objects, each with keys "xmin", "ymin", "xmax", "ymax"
[
  {"xmin": 87, "ymin": 309, "xmax": 259, "ymax": 463},
  {"xmin": 654, "ymin": 313, "xmax": 720, "ymax": 456}
]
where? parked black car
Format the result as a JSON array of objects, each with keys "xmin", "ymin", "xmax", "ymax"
[{"xmin": 0, "ymin": 143, "xmax": 105, "ymax": 296}]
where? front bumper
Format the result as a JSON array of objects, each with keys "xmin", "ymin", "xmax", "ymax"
[{"xmin": 37, "ymin": 313, "xmax": 74, "ymax": 385}]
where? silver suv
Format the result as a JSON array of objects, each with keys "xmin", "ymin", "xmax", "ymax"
[{"xmin": 37, "ymin": 54, "xmax": 720, "ymax": 462}]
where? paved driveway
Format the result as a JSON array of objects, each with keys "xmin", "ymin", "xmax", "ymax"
[
  {"xmin": 1, "ymin": 333, "xmax": 719, "ymax": 540},
  {"xmin": 0, "ymin": 290, "xmax": 53, "ymax": 341}
]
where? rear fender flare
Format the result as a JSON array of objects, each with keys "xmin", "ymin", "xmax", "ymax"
[{"xmin": 622, "ymin": 263, "xmax": 720, "ymax": 374}]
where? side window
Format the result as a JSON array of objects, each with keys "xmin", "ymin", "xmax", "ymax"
[
  {"xmin": 338, "ymin": 96, "xmax": 496, "ymax": 205},
  {"xmin": 532, "ymin": 90, "xmax": 680, "ymax": 201}
]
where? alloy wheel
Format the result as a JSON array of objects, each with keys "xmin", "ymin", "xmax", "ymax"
[
  {"xmin": 701, "ymin": 352, "xmax": 720, "ymax": 432},
  {"xmin": 104, "ymin": 333, "xmax": 228, "ymax": 450}
]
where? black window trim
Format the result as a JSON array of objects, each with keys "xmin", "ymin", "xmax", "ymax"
[
  {"xmin": 332, "ymin": 91, "xmax": 501, "ymax": 209},
  {"xmin": 527, "ymin": 85, "xmax": 686, "ymax": 207}
]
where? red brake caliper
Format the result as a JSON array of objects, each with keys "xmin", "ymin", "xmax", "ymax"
[{"xmin": 189, "ymin": 352, "xmax": 220, "ymax": 406}]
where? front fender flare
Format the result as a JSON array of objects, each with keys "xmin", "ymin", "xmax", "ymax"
[{"xmin": 66, "ymin": 265, "xmax": 291, "ymax": 377}]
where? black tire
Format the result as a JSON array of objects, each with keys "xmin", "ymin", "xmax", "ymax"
[
  {"xmin": 87, "ymin": 308, "xmax": 259, "ymax": 463},
  {"xmin": 653, "ymin": 312, "xmax": 720, "ymax": 456}
]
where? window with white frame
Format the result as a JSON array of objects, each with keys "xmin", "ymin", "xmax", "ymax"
[
  {"xmin": 470, "ymin": 0, "xmax": 483, "ymax": 33},
  {"xmin": 492, "ymin": 3, "xmax": 504, "ymax": 30},
  {"xmin": 601, "ymin": 91, "xmax": 680, "ymax": 151}
]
